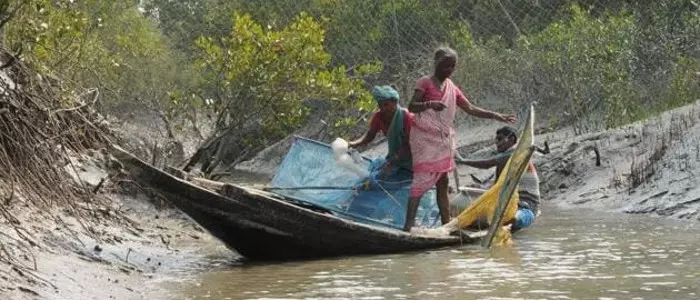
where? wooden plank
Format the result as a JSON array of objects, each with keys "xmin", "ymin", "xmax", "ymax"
[
  {"xmin": 265, "ymin": 186, "xmax": 356, "ymax": 191},
  {"xmin": 190, "ymin": 177, "xmax": 226, "ymax": 192},
  {"xmin": 164, "ymin": 166, "xmax": 188, "ymax": 180}
]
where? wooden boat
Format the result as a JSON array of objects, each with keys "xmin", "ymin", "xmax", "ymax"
[
  {"xmin": 111, "ymin": 105, "xmax": 538, "ymax": 261},
  {"xmin": 110, "ymin": 145, "xmax": 482, "ymax": 261}
]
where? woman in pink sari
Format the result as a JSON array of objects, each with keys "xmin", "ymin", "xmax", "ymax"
[{"xmin": 403, "ymin": 47, "xmax": 517, "ymax": 232}]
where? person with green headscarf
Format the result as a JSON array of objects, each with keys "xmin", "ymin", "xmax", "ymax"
[{"xmin": 348, "ymin": 85, "xmax": 414, "ymax": 175}]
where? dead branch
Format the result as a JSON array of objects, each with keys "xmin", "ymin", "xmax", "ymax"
[
  {"xmin": 151, "ymin": 141, "xmax": 159, "ymax": 166},
  {"xmin": 0, "ymin": 48, "xmax": 110, "ymax": 263},
  {"xmin": 49, "ymin": 88, "xmax": 99, "ymax": 115},
  {"xmin": 0, "ymin": 48, "xmax": 21, "ymax": 70},
  {"xmin": 92, "ymin": 178, "xmax": 106, "ymax": 194}
]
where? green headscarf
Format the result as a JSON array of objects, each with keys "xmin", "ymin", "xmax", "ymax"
[{"xmin": 371, "ymin": 85, "xmax": 400, "ymax": 103}]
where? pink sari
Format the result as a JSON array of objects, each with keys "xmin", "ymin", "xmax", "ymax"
[{"xmin": 409, "ymin": 77, "xmax": 459, "ymax": 197}]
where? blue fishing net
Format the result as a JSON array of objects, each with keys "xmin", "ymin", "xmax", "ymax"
[{"xmin": 268, "ymin": 136, "xmax": 441, "ymax": 230}]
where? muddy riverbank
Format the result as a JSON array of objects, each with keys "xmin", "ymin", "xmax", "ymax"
[{"xmin": 0, "ymin": 149, "xmax": 234, "ymax": 300}]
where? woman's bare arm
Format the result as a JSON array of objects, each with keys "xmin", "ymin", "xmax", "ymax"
[
  {"xmin": 348, "ymin": 130, "xmax": 377, "ymax": 148},
  {"xmin": 408, "ymin": 89, "xmax": 426, "ymax": 113},
  {"xmin": 408, "ymin": 90, "xmax": 443, "ymax": 113},
  {"xmin": 457, "ymin": 100, "xmax": 516, "ymax": 123}
]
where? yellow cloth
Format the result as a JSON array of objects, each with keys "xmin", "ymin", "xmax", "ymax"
[
  {"xmin": 453, "ymin": 157, "xmax": 521, "ymax": 245},
  {"xmin": 450, "ymin": 104, "xmax": 534, "ymax": 246}
]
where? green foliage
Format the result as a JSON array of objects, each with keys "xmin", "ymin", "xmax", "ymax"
[
  {"xmin": 652, "ymin": 4, "xmax": 700, "ymax": 111},
  {"xmin": 319, "ymin": 0, "xmax": 457, "ymax": 74},
  {"xmin": 95, "ymin": 8, "xmax": 199, "ymax": 118},
  {"xmin": 192, "ymin": 12, "xmax": 377, "ymax": 144},
  {"xmin": 662, "ymin": 56, "xmax": 700, "ymax": 110},
  {"xmin": 4, "ymin": 0, "xmax": 198, "ymax": 122},
  {"xmin": 141, "ymin": 0, "xmax": 220, "ymax": 55},
  {"xmin": 530, "ymin": 4, "xmax": 639, "ymax": 129},
  {"xmin": 450, "ymin": 2, "xmax": 699, "ymax": 132},
  {"xmin": 5, "ymin": 0, "xmax": 109, "ymax": 79},
  {"xmin": 4, "ymin": 0, "xmax": 700, "ymax": 149}
]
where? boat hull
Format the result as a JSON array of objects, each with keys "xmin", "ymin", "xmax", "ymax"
[{"xmin": 110, "ymin": 145, "xmax": 479, "ymax": 261}]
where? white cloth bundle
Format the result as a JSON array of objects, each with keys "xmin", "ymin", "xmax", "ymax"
[{"xmin": 331, "ymin": 138, "xmax": 369, "ymax": 178}]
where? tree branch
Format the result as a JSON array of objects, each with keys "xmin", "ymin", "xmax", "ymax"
[
  {"xmin": 0, "ymin": 48, "xmax": 22, "ymax": 70},
  {"xmin": 0, "ymin": 0, "xmax": 26, "ymax": 30},
  {"xmin": 497, "ymin": 0, "xmax": 522, "ymax": 37}
]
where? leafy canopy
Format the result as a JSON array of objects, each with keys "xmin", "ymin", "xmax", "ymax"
[{"xmin": 193, "ymin": 12, "xmax": 379, "ymax": 141}]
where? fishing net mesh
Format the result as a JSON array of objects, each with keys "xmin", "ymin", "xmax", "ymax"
[{"xmin": 269, "ymin": 136, "xmax": 441, "ymax": 229}]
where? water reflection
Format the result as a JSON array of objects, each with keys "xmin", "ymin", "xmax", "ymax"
[{"xmin": 159, "ymin": 206, "xmax": 700, "ymax": 300}]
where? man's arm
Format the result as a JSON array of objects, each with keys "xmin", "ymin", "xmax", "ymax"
[{"xmin": 457, "ymin": 157, "xmax": 500, "ymax": 169}]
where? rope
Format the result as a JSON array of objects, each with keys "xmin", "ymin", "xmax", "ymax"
[{"xmin": 374, "ymin": 180, "xmax": 404, "ymax": 210}]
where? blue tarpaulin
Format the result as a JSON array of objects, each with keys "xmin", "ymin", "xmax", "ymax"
[{"xmin": 268, "ymin": 136, "xmax": 441, "ymax": 230}]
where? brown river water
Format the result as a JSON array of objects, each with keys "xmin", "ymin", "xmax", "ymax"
[{"xmin": 154, "ymin": 204, "xmax": 700, "ymax": 300}]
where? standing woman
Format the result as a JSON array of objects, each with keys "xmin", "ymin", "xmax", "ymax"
[
  {"xmin": 348, "ymin": 85, "xmax": 414, "ymax": 175},
  {"xmin": 404, "ymin": 46, "xmax": 516, "ymax": 232}
]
